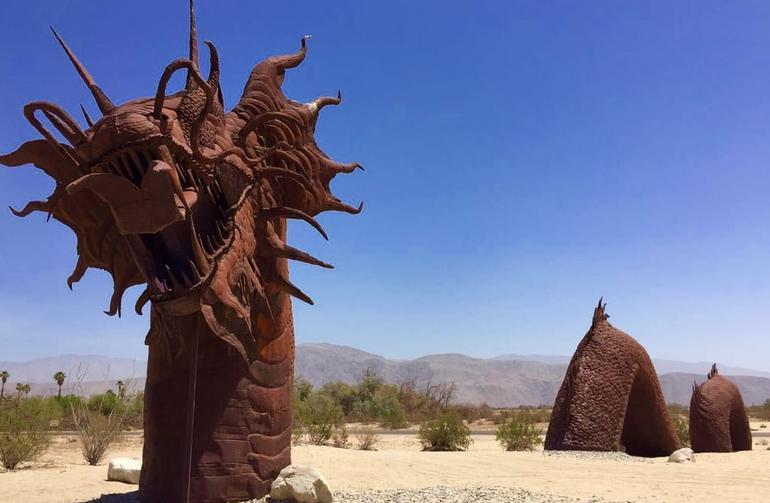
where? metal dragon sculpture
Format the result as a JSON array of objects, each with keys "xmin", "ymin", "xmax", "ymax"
[
  {"xmin": 689, "ymin": 364, "xmax": 752, "ymax": 453},
  {"xmin": 545, "ymin": 299, "xmax": 680, "ymax": 457},
  {"xmin": 1, "ymin": 2, "xmax": 361, "ymax": 501}
]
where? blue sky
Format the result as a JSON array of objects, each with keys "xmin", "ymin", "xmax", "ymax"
[{"xmin": 1, "ymin": 1, "xmax": 770, "ymax": 370}]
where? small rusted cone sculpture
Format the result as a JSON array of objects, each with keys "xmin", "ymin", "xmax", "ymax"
[
  {"xmin": 545, "ymin": 299, "xmax": 680, "ymax": 456},
  {"xmin": 0, "ymin": 2, "xmax": 362, "ymax": 501},
  {"xmin": 689, "ymin": 364, "xmax": 752, "ymax": 453}
]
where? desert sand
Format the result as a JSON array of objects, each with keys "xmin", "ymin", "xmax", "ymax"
[{"xmin": 1, "ymin": 428, "xmax": 769, "ymax": 503}]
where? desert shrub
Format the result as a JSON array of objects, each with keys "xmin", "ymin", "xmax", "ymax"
[
  {"xmin": 495, "ymin": 413, "xmax": 543, "ymax": 451},
  {"xmin": 397, "ymin": 378, "xmax": 456, "ymax": 422},
  {"xmin": 495, "ymin": 406, "xmax": 551, "ymax": 425},
  {"xmin": 295, "ymin": 378, "xmax": 314, "ymax": 401},
  {"xmin": 355, "ymin": 427, "xmax": 381, "ymax": 451},
  {"xmin": 673, "ymin": 416, "xmax": 690, "ymax": 447},
  {"xmin": 123, "ymin": 392, "xmax": 144, "ymax": 429},
  {"xmin": 302, "ymin": 392, "xmax": 343, "ymax": 445},
  {"xmin": 746, "ymin": 399, "xmax": 770, "ymax": 421},
  {"xmin": 72, "ymin": 392, "xmax": 126, "ymax": 465},
  {"xmin": 331, "ymin": 425, "xmax": 350, "ymax": 448},
  {"xmin": 418, "ymin": 411, "xmax": 472, "ymax": 451},
  {"xmin": 320, "ymin": 381, "xmax": 358, "ymax": 417},
  {"xmin": 375, "ymin": 387, "xmax": 408, "ymax": 429},
  {"xmin": 0, "ymin": 398, "xmax": 52, "ymax": 470},
  {"xmin": 667, "ymin": 403, "xmax": 688, "ymax": 417},
  {"xmin": 87, "ymin": 390, "xmax": 127, "ymax": 416},
  {"xmin": 291, "ymin": 423, "xmax": 305, "ymax": 445},
  {"xmin": 454, "ymin": 403, "xmax": 495, "ymax": 423}
]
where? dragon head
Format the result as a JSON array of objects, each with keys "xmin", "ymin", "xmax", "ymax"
[{"xmin": 1, "ymin": 7, "xmax": 361, "ymax": 361}]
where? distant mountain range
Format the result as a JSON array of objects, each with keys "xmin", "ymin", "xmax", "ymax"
[{"xmin": 2, "ymin": 343, "xmax": 769, "ymax": 406}]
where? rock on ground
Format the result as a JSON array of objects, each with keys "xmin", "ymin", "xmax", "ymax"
[
  {"xmin": 106, "ymin": 458, "xmax": 142, "ymax": 485},
  {"xmin": 269, "ymin": 465, "xmax": 333, "ymax": 503},
  {"xmin": 668, "ymin": 447, "xmax": 695, "ymax": 463}
]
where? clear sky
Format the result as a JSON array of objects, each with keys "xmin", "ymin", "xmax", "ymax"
[{"xmin": 1, "ymin": 1, "xmax": 769, "ymax": 370}]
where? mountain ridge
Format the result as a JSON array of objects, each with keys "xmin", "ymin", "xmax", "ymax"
[{"xmin": 3, "ymin": 343, "xmax": 769, "ymax": 406}]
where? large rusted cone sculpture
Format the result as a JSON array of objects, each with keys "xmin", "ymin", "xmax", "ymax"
[
  {"xmin": 0, "ymin": 2, "xmax": 362, "ymax": 501},
  {"xmin": 545, "ymin": 299, "xmax": 680, "ymax": 457},
  {"xmin": 689, "ymin": 364, "xmax": 752, "ymax": 453}
]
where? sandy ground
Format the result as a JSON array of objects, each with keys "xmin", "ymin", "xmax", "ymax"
[{"xmin": 1, "ymin": 430, "xmax": 769, "ymax": 503}]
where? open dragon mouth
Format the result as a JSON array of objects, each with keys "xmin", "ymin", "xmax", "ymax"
[
  {"xmin": 2, "ymin": 20, "xmax": 364, "ymax": 359},
  {"xmin": 91, "ymin": 139, "xmax": 236, "ymax": 301}
]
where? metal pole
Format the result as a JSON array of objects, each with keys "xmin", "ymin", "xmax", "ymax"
[{"xmin": 183, "ymin": 317, "xmax": 200, "ymax": 502}]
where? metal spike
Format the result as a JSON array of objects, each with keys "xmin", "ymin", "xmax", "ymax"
[
  {"xmin": 50, "ymin": 27, "xmax": 115, "ymax": 114},
  {"xmin": 274, "ymin": 275, "xmax": 314, "ymax": 305},
  {"xmin": 187, "ymin": 259, "xmax": 201, "ymax": 282},
  {"xmin": 80, "ymin": 104, "xmax": 94, "ymax": 128},
  {"xmin": 128, "ymin": 150, "xmax": 146, "ymax": 177},
  {"xmin": 165, "ymin": 264, "xmax": 183, "ymax": 290}
]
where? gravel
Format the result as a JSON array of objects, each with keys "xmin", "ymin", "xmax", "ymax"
[
  {"xmin": 251, "ymin": 486, "xmax": 631, "ymax": 503},
  {"xmin": 84, "ymin": 486, "xmax": 638, "ymax": 503},
  {"xmin": 542, "ymin": 450, "xmax": 655, "ymax": 463}
]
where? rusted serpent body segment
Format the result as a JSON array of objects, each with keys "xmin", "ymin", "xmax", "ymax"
[
  {"xmin": 689, "ymin": 364, "xmax": 752, "ymax": 453},
  {"xmin": 545, "ymin": 300, "xmax": 680, "ymax": 457}
]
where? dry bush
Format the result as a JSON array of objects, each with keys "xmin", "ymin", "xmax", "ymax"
[
  {"xmin": 0, "ymin": 398, "xmax": 51, "ymax": 470},
  {"xmin": 418, "ymin": 411, "xmax": 473, "ymax": 451},
  {"xmin": 673, "ymin": 416, "xmax": 690, "ymax": 447},
  {"xmin": 69, "ymin": 368, "xmax": 128, "ymax": 465},
  {"xmin": 331, "ymin": 425, "xmax": 350, "ymax": 449},
  {"xmin": 495, "ymin": 413, "xmax": 542, "ymax": 451},
  {"xmin": 355, "ymin": 427, "xmax": 381, "ymax": 451},
  {"xmin": 292, "ymin": 422, "xmax": 306, "ymax": 445},
  {"xmin": 496, "ymin": 406, "xmax": 552, "ymax": 425}
]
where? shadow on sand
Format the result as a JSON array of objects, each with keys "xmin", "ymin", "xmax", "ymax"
[{"xmin": 82, "ymin": 491, "xmax": 138, "ymax": 503}]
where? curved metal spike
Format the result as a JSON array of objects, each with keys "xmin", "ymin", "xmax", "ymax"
[
  {"xmin": 272, "ymin": 36, "xmax": 309, "ymax": 71},
  {"xmin": 50, "ymin": 27, "xmax": 114, "ymax": 114},
  {"xmin": 204, "ymin": 40, "xmax": 219, "ymax": 84},
  {"xmin": 67, "ymin": 255, "xmax": 88, "ymax": 290},
  {"xmin": 310, "ymin": 90, "xmax": 342, "ymax": 114},
  {"xmin": 80, "ymin": 104, "xmax": 94, "ymax": 128},
  {"xmin": 200, "ymin": 301, "xmax": 249, "ymax": 362},
  {"xmin": 325, "ymin": 199, "xmax": 364, "ymax": 214},
  {"xmin": 266, "ymin": 234, "xmax": 333, "ymax": 269},
  {"xmin": 135, "ymin": 288, "xmax": 151, "ymax": 315},
  {"xmin": 260, "ymin": 207, "xmax": 328, "ymax": 240},
  {"xmin": 273, "ymin": 275, "xmax": 314, "ymax": 305},
  {"xmin": 24, "ymin": 102, "xmax": 86, "ymax": 165},
  {"xmin": 323, "ymin": 158, "xmax": 364, "ymax": 175},
  {"xmin": 9, "ymin": 200, "xmax": 51, "ymax": 218},
  {"xmin": 104, "ymin": 284, "xmax": 126, "ymax": 317},
  {"xmin": 41, "ymin": 109, "xmax": 85, "ymax": 145}
]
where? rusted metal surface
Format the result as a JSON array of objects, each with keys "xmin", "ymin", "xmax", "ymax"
[{"xmin": 1, "ymin": 1, "xmax": 360, "ymax": 500}]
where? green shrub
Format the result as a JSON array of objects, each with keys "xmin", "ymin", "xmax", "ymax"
[
  {"xmin": 0, "ymin": 398, "xmax": 51, "ymax": 470},
  {"xmin": 375, "ymin": 387, "xmax": 408, "ymax": 429},
  {"xmin": 299, "ymin": 392, "xmax": 343, "ymax": 445},
  {"xmin": 320, "ymin": 381, "xmax": 358, "ymax": 417},
  {"xmin": 87, "ymin": 390, "xmax": 126, "ymax": 416},
  {"xmin": 355, "ymin": 427, "xmax": 381, "ymax": 451},
  {"xmin": 495, "ymin": 413, "xmax": 543, "ymax": 451},
  {"xmin": 417, "ymin": 411, "xmax": 472, "ymax": 451},
  {"xmin": 673, "ymin": 416, "xmax": 690, "ymax": 447}
]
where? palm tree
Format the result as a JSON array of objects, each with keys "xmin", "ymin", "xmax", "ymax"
[
  {"xmin": 16, "ymin": 382, "xmax": 31, "ymax": 399},
  {"xmin": 54, "ymin": 371, "xmax": 66, "ymax": 398},
  {"xmin": 0, "ymin": 370, "xmax": 8, "ymax": 399}
]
